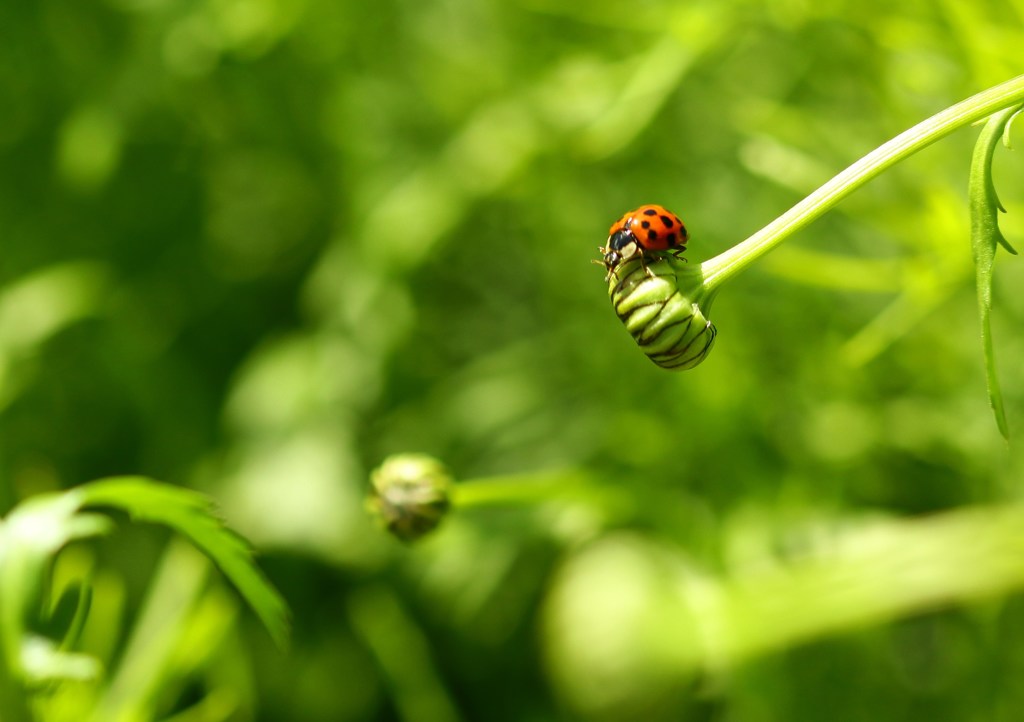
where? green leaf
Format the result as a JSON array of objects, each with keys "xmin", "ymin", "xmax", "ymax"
[
  {"xmin": 0, "ymin": 496, "xmax": 110, "ymax": 666},
  {"xmin": 76, "ymin": 477, "xmax": 290, "ymax": 648},
  {"xmin": 969, "ymin": 103, "xmax": 1023, "ymax": 439},
  {"xmin": 44, "ymin": 580, "xmax": 93, "ymax": 654}
]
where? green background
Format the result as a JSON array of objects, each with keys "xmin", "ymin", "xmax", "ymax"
[{"xmin": 2, "ymin": 0, "xmax": 1024, "ymax": 720}]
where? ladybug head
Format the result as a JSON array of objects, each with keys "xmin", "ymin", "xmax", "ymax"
[{"xmin": 603, "ymin": 229, "xmax": 638, "ymax": 268}]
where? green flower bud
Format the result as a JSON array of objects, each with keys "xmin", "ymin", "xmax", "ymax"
[
  {"xmin": 368, "ymin": 454, "xmax": 453, "ymax": 542},
  {"xmin": 606, "ymin": 256, "xmax": 717, "ymax": 370}
]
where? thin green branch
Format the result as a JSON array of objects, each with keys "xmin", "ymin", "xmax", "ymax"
[
  {"xmin": 452, "ymin": 471, "xmax": 590, "ymax": 508},
  {"xmin": 700, "ymin": 74, "xmax": 1024, "ymax": 291}
]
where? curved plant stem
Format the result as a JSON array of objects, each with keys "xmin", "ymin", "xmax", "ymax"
[{"xmin": 700, "ymin": 74, "xmax": 1024, "ymax": 292}]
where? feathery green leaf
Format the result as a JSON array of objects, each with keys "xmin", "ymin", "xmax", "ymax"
[
  {"xmin": 969, "ymin": 104, "xmax": 1022, "ymax": 439},
  {"xmin": 76, "ymin": 477, "xmax": 290, "ymax": 648}
]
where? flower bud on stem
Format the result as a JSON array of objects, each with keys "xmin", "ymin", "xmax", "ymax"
[{"xmin": 604, "ymin": 74, "xmax": 1024, "ymax": 370}]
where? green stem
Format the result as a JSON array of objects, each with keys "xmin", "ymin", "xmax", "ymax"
[
  {"xmin": 699, "ymin": 73, "xmax": 1024, "ymax": 292},
  {"xmin": 451, "ymin": 471, "xmax": 590, "ymax": 508}
]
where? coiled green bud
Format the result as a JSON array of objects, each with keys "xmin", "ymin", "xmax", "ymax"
[
  {"xmin": 606, "ymin": 256, "xmax": 717, "ymax": 370},
  {"xmin": 368, "ymin": 454, "xmax": 452, "ymax": 542}
]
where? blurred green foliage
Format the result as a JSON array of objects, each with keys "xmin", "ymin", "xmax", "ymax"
[
  {"xmin": 0, "ymin": 478, "xmax": 287, "ymax": 722},
  {"xmin": 2, "ymin": 0, "xmax": 1024, "ymax": 720}
]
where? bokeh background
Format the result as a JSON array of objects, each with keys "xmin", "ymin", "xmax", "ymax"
[{"xmin": 3, "ymin": 0, "xmax": 1024, "ymax": 720}]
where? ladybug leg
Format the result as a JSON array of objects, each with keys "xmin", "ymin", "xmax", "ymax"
[{"xmin": 640, "ymin": 253, "xmax": 656, "ymax": 278}]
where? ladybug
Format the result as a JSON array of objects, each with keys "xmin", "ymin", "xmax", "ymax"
[{"xmin": 600, "ymin": 204, "xmax": 688, "ymax": 274}]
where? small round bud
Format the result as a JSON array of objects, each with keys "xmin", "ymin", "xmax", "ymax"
[
  {"xmin": 368, "ymin": 454, "xmax": 453, "ymax": 542},
  {"xmin": 606, "ymin": 256, "xmax": 717, "ymax": 370}
]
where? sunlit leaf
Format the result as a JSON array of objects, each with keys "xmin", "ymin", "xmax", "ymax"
[
  {"xmin": 0, "ymin": 495, "xmax": 112, "ymax": 722},
  {"xmin": 21, "ymin": 636, "xmax": 101, "ymax": 684},
  {"xmin": 0, "ymin": 496, "xmax": 111, "ymax": 665}
]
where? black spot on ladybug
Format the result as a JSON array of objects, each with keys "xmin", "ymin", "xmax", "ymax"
[
  {"xmin": 641, "ymin": 220, "xmax": 651, "ymax": 229},
  {"xmin": 643, "ymin": 208, "xmax": 658, "ymax": 216},
  {"xmin": 665, "ymin": 232, "xmax": 677, "ymax": 245},
  {"xmin": 647, "ymin": 229, "xmax": 658, "ymax": 241},
  {"xmin": 660, "ymin": 215, "xmax": 674, "ymax": 227}
]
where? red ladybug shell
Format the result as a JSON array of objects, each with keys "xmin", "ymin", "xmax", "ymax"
[{"xmin": 608, "ymin": 204, "xmax": 688, "ymax": 251}]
